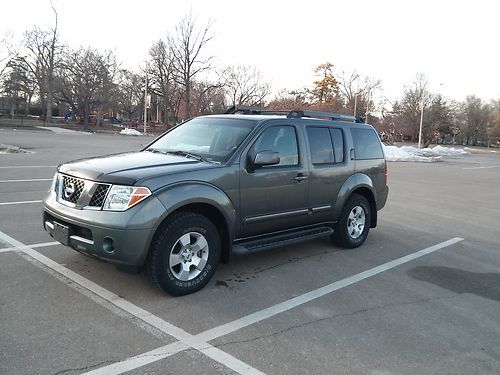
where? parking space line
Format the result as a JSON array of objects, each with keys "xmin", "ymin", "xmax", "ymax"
[
  {"xmin": 0, "ymin": 200, "xmax": 42, "ymax": 206},
  {"xmin": 0, "ymin": 178, "xmax": 52, "ymax": 183},
  {"xmin": 86, "ymin": 237, "xmax": 464, "ymax": 374},
  {"xmin": 0, "ymin": 166, "xmax": 57, "ymax": 169},
  {"xmin": 0, "ymin": 240, "xmax": 59, "ymax": 253},
  {"xmin": 0, "ymin": 230, "xmax": 265, "ymax": 375},
  {"xmin": 463, "ymin": 165, "xmax": 500, "ymax": 170},
  {"xmin": 197, "ymin": 237, "xmax": 464, "ymax": 342},
  {"xmin": 84, "ymin": 342, "xmax": 189, "ymax": 375}
]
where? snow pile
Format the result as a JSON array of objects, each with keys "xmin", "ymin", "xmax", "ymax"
[
  {"xmin": 383, "ymin": 145, "xmax": 469, "ymax": 162},
  {"xmin": 0, "ymin": 144, "xmax": 32, "ymax": 154},
  {"xmin": 431, "ymin": 145, "xmax": 469, "ymax": 156},
  {"xmin": 120, "ymin": 128, "xmax": 143, "ymax": 136}
]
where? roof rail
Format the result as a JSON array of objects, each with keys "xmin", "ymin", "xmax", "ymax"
[
  {"xmin": 224, "ymin": 106, "xmax": 365, "ymax": 123},
  {"xmin": 224, "ymin": 105, "xmax": 289, "ymax": 116},
  {"xmin": 287, "ymin": 110, "xmax": 364, "ymax": 123},
  {"xmin": 225, "ymin": 105, "xmax": 263, "ymax": 115}
]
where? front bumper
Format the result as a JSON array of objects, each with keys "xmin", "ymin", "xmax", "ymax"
[{"xmin": 43, "ymin": 192, "xmax": 166, "ymax": 266}]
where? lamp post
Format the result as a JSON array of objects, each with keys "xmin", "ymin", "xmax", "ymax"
[
  {"xmin": 143, "ymin": 64, "xmax": 148, "ymax": 134},
  {"xmin": 418, "ymin": 99, "xmax": 424, "ymax": 149},
  {"xmin": 353, "ymin": 93, "xmax": 358, "ymax": 117}
]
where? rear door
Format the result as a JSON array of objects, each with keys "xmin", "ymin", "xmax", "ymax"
[{"xmin": 305, "ymin": 125, "xmax": 354, "ymax": 223}]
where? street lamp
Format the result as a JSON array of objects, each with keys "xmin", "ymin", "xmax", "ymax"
[
  {"xmin": 143, "ymin": 63, "xmax": 148, "ymax": 134},
  {"xmin": 418, "ymin": 99, "xmax": 424, "ymax": 149}
]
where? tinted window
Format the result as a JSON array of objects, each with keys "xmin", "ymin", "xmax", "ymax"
[
  {"xmin": 350, "ymin": 128, "xmax": 384, "ymax": 160},
  {"xmin": 330, "ymin": 128, "xmax": 344, "ymax": 163},
  {"xmin": 307, "ymin": 127, "xmax": 334, "ymax": 164},
  {"xmin": 251, "ymin": 126, "xmax": 298, "ymax": 166}
]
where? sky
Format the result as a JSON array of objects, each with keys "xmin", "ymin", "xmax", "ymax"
[{"xmin": 1, "ymin": 0, "xmax": 499, "ymax": 104}]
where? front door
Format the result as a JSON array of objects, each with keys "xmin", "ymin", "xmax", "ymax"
[{"xmin": 239, "ymin": 124, "xmax": 309, "ymax": 237}]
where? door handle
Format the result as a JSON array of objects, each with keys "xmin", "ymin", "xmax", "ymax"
[{"xmin": 294, "ymin": 174, "xmax": 308, "ymax": 183}]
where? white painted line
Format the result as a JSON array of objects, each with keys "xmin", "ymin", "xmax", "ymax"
[
  {"xmin": 88, "ymin": 237, "xmax": 464, "ymax": 374},
  {"xmin": 0, "ymin": 178, "xmax": 52, "ymax": 183},
  {"xmin": 0, "ymin": 200, "xmax": 42, "ymax": 206},
  {"xmin": 85, "ymin": 342, "xmax": 189, "ymax": 375},
  {"xmin": 0, "ymin": 166, "xmax": 57, "ymax": 169},
  {"xmin": 0, "ymin": 230, "xmax": 265, "ymax": 375},
  {"xmin": 0, "ymin": 241, "xmax": 59, "ymax": 253},
  {"xmin": 198, "ymin": 237, "xmax": 464, "ymax": 342},
  {"xmin": 463, "ymin": 165, "xmax": 500, "ymax": 170}
]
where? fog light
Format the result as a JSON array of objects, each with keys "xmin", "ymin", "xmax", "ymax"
[{"xmin": 102, "ymin": 237, "xmax": 115, "ymax": 253}]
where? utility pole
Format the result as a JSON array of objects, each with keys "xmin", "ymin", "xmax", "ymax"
[
  {"xmin": 143, "ymin": 66, "xmax": 148, "ymax": 134},
  {"xmin": 418, "ymin": 99, "xmax": 424, "ymax": 149},
  {"xmin": 353, "ymin": 93, "xmax": 358, "ymax": 117}
]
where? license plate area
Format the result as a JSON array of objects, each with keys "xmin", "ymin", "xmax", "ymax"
[{"xmin": 53, "ymin": 221, "xmax": 70, "ymax": 246}]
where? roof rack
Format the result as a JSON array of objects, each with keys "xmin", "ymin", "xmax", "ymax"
[
  {"xmin": 224, "ymin": 106, "xmax": 365, "ymax": 123},
  {"xmin": 224, "ymin": 105, "xmax": 288, "ymax": 116},
  {"xmin": 287, "ymin": 110, "xmax": 364, "ymax": 123}
]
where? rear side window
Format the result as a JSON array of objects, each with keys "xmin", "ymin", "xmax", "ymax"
[
  {"xmin": 307, "ymin": 127, "xmax": 334, "ymax": 164},
  {"xmin": 350, "ymin": 128, "xmax": 384, "ymax": 160}
]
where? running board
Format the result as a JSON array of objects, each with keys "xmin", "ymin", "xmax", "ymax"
[{"xmin": 232, "ymin": 226, "xmax": 334, "ymax": 255}]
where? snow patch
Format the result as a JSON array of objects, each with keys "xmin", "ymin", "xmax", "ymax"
[
  {"xmin": 37, "ymin": 126, "xmax": 92, "ymax": 135},
  {"xmin": 383, "ymin": 145, "xmax": 469, "ymax": 162},
  {"xmin": 120, "ymin": 128, "xmax": 143, "ymax": 136},
  {"xmin": 0, "ymin": 144, "xmax": 32, "ymax": 154}
]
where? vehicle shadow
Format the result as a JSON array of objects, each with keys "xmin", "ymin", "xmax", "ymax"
[{"xmin": 407, "ymin": 266, "xmax": 500, "ymax": 302}]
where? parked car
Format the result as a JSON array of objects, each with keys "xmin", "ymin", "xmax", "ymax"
[{"xmin": 43, "ymin": 107, "xmax": 389, "ymax": 295}]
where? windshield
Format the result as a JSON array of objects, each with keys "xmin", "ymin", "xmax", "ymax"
[{"xmin": 147, "ymin": 117, "xmax": 257, "ymax": 162}]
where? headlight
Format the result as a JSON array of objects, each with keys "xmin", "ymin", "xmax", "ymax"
[{"xmin": 103, "ymin": 185, "xmax": 152, "ymax": 211}]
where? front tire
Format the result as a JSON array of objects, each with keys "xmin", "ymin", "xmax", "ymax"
[
  {"xmin": 333, "ymin": 194, "xmax": 371, "ymax": 249},
  {"xmin": 147, "ymin": 212, "xmax": 220, "ymax": 296}
]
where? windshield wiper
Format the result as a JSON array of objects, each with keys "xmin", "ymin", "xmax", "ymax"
[
  {"xmin": 166, "ymin": 150, "xmax": 216, "ymax": 164},
  {"xmin": 145, "ymin": 147, "xmax": 166, "ymax": 154}
]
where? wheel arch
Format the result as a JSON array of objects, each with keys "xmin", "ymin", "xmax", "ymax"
[
  {"xmin": 150, "ymin": 182, "xmax": 235, "ymax": 264},
  {"xmin": 335, "ymin": 173, "xmax": 378, "ymax": 228}
]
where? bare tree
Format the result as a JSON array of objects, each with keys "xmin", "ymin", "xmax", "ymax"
[
  {"xmin": 267, "ymin": 88, "xmax": 309, "ymax": 110},
  {"xmin": 20, "ymin": 1, "xmax": 61, "ymax": 122},
  {"xmin": 148, "ymin": 39, "xmax": 182, "ymax": 123},
  {"xmin": 223, "ymin": 65, "xmax": 270, "ymax": 107},
  {"xmin": 393, "ymin": 73, "xmax": 433, "ymax": 142},
  {"xmin": 460, "ymin": 95, "xmax": 491, "ymax": 146},
  {"xmin": 55, "ymin": 47, "xmax": 118, "ymax": 126},
  {"xmin": 338, "ymin": 70, "xmax": 381, "ymax": 118},
  {"xmin": 116, "ymin": 69, "xmax": 144, "ymax": 120},
  {"xmin": 489, "ymin": 99, "xmax": 500, "ymax": 145},
  {"xmin": 0, "ymin": 31, "xmax": 18, "ymax": 78},
  {"xmin": 169, "ymin": 12, "xmax": 213, "ymax": 119}
]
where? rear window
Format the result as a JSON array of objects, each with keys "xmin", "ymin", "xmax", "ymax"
[
  {"xmin": 307, "ymin": 127, "xmax": 334, "ymax": 164},
  {"xmin": 350, "ymin": 128, "xmax": 384, "ymax": 160},
  {"xmin": 307, "ymin": 127, "xmax": 345, "ymax": 164}
]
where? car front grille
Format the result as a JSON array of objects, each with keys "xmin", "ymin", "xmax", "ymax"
[
  {"xmin": 57, "ymin": 174, "xmax": 109, "ymax": 209},
  {"xmin": 89, "ymin": 184, "xmax": 110, "ymax": 207},
  {"xmin": 61, "ymin": 176, "xmax": 85, "ymax": 204}
]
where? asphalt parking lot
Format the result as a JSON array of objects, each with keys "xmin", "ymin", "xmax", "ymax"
[{"xmin": 1, "ymin": 127, "xmax": 499, "ymax": 374}]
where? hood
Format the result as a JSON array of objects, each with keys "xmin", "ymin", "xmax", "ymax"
[{"xmin": 58, "ymin": 151, "xmax": 215, "ymax": 185}]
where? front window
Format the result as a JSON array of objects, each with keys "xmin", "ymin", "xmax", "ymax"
[{"xmin": 147, "ymin": 117, "xmax": 257, "ymax": 162}]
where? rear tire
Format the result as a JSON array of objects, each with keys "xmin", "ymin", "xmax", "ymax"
[
  {"xmin": 333, "ymin": 194, "xmax": 371, "ymax": 249},
  {"xmin": 147, "ymin": 212, "xmax": 220, "ymax": 296}
]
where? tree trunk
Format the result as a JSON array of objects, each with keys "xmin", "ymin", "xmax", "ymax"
[
  {"xmin": 184, "ymin": 82, "xmax": 190, "ymax": 119},
  {"xmin": 46, "ymin": 86, "xmax": 53, "ymax": 123}
]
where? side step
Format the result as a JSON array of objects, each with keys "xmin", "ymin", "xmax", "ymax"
[{"xmin": 232, "ymin": 226, "xmax": 334, "ymax": 255}]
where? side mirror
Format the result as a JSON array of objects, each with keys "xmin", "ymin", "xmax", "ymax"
[{"xmin": 252, "ymin": 151, "xmax": 280, "ymax": 168}]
